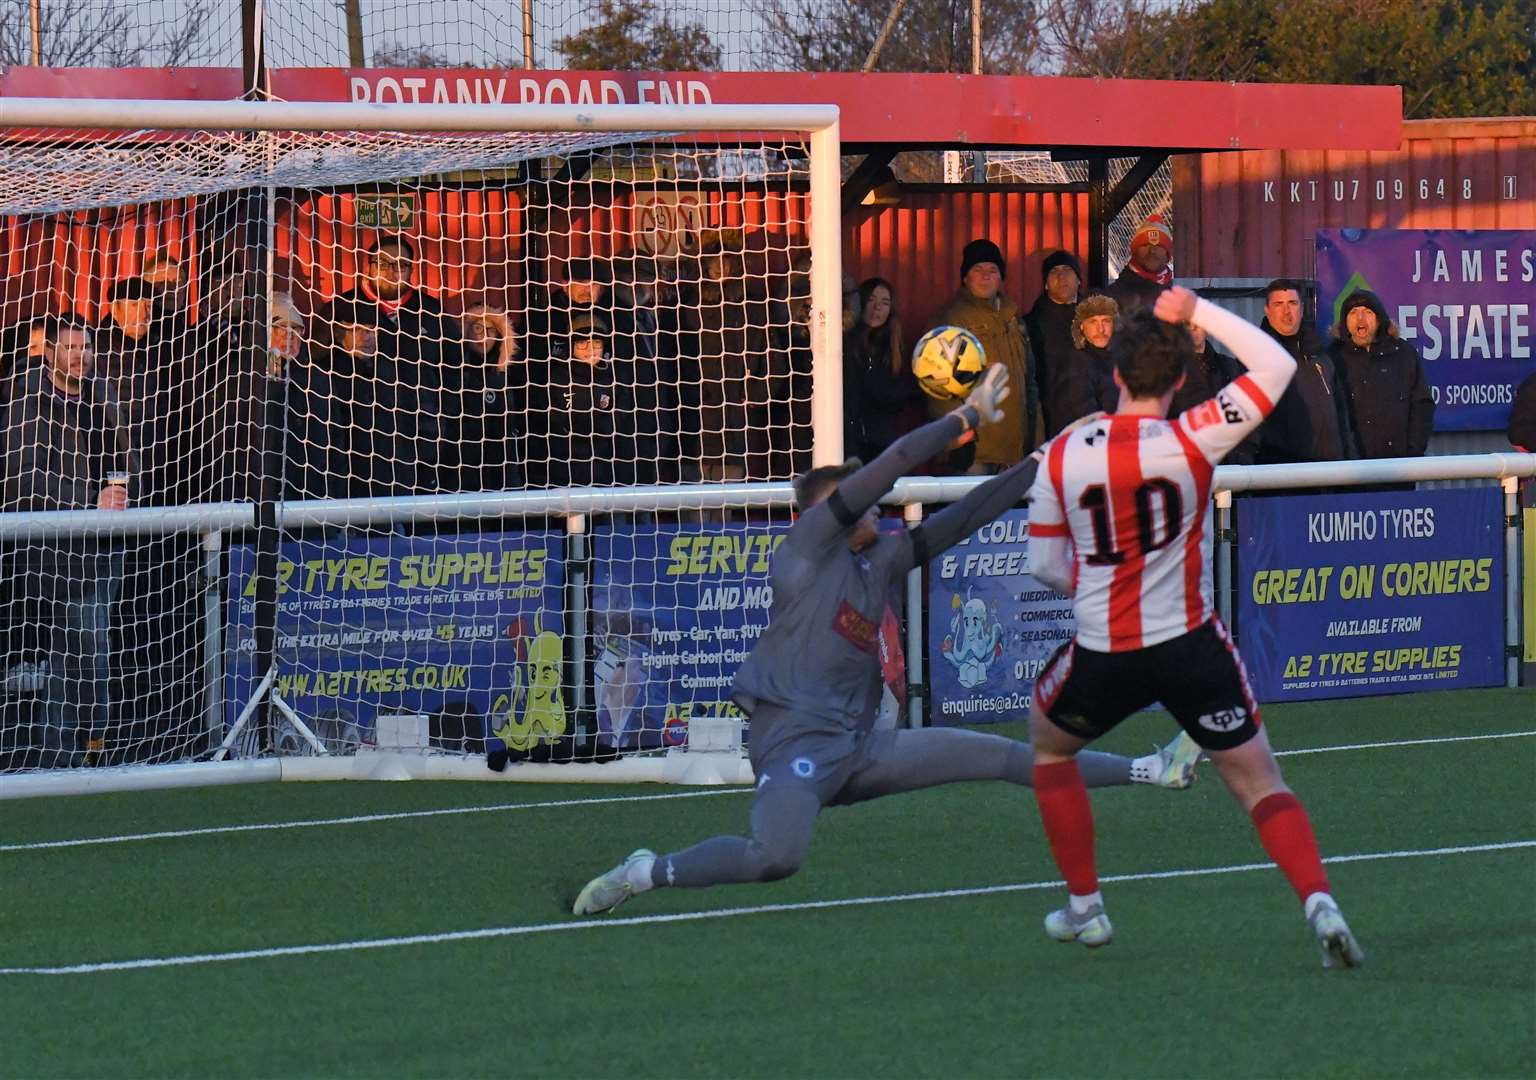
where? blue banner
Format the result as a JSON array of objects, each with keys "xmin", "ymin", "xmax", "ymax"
[
  {"xmin": 1237, "ymin": 489, "xmax": 1504, "ymax": 701},
  {"xmin": 225, "ymin": 531, "xmax": 565, "ymax": 751},
  {"xmin": 591, "ymin": 521, "xmax": 787, "ymax": 750},
  {"xmin": 928, "ymin": 509, "xmax": 1076, "ymax": 725},
  {"xmin": 1315, "ymin": 229, "xmax": 1536, "ymax": 432}
]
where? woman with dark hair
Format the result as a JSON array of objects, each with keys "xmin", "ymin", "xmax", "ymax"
[{"xmin": 844, "ymin": 277, "xmax": 922, "ymax": 461}]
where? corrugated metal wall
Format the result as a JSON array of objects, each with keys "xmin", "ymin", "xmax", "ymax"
[
  {"xmin": 1175, "ymin": 118, "xmax": 1536, "ymax": 279},
  {"xmin": 843, "ymin": 187, "xmax": 1090, "ymax": 338},
  {"xmin": 278, "ymin": 189, "xmax": 525, "ymax": 315},
  {"xmin": 1, "ymin": 202, "xmax": 197, "ymax": 325}
]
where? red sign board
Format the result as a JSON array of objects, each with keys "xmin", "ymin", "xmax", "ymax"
[{"xmin": 0, "ymin": 67, "xmax": 1402, "ymax": 153}]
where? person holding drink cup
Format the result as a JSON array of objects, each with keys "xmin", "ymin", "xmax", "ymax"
[{"xmin": 1, "ymin": 316, "xmax": 133, "ymax": 765}]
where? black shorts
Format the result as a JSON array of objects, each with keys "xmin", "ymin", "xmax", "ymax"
[{"xmin": 1035, "ymin": 619, "xmax": 1261, "ymax": 751}]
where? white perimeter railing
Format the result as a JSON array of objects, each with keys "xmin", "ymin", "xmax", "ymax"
[{"xmin": 0, "ymin": 452, "xmax": 1531, "ymax": 799}]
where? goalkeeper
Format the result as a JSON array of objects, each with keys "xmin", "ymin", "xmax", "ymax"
[{"xmin": 574, "ymin": 366, "xmax": 1199, "ymax": 914}]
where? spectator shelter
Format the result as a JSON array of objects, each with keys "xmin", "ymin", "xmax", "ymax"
[{"xmin": 0, "ymin": 68, "xmax": 1402, "ymax": 338}]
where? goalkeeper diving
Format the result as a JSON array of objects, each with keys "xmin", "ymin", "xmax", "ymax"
[{"xmin": 573, "ymin": 365, "xmax": 1201, "ymax": 914}]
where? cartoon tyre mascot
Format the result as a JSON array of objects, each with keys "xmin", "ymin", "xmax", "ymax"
[
  {"xmin": 488, "ymin": 614, "xmax": 568, "ymax": 766},
  {"xmin": 941, "ymin": 590, "xmax": 1003, "ymax": 689}
]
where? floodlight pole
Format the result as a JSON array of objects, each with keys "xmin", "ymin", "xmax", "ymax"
[
  {"xmin": 344, "ymin": 0, "xmax": 366, "ymax": 66},
  {"xmin": 28, "ymin": 0, "xmax": 41, "ymax": 65},
  {"xmin": 522, "ymin": 0, "xmax": 536, "ymax": 69}
]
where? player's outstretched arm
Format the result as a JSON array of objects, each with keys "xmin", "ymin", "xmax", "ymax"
[
  {"xmin": 1156, "ymin": 288, "xmax": 1296, "ymax": 462},
  {"xmin": 1157, "ymin": 288, "xmax": 1296, "ymax": 417},
  {"xmin": 907, "ymin": 455, "xmax": 1039, "ymax": 566},
  {"xmin": 816, "ymin": 365, "xmax": 1010, "ymax": 528}
]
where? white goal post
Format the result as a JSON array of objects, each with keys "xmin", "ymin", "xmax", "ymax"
[{"xmin": 0, "ymin": 98, "xmax": 843, "ymax": 797}]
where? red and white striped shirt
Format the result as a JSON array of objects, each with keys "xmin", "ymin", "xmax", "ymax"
[{"xmin": 1027, "ymin": 299, "xmax": 1295, "ymax": 653}]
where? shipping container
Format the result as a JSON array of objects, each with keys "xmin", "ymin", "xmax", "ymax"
[{"xmin": 1174, "ymin": 117, "xmax": 1536, "ymax": 280}]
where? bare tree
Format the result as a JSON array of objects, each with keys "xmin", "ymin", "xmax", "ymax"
[
  {"xmin": 0, "ymin": 0, "xmax": 212, "ymax": 67},
  {"xmin": 1033, "ymin": 0, "xmax": 1256, "ymax": 81},
  {"xmin": 372, "ymin": 41, "xmax": 455, "ymax": 68},
  {"xmin": 751, "ymin": 0, "xmax": 1041, "ymax": 74}
]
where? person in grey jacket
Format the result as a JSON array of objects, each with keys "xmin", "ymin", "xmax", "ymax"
[
  {"xmin": 1, "ymin": 317, "xmax": 134, "ymax": 765},
  {"xmin": 1328, "ymin": 289, "xmax": 1434, "ymax": 459}
]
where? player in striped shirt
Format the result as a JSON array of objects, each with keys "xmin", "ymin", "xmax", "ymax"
[
  {"xmin": 1024, "ymin": 286, "xmax": 1365, "ymax": 969},
  {"xmin": 572, "ymin": 366, "xmax": 1203, "ymax": 918}
]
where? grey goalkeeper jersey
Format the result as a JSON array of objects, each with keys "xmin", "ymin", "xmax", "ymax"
[{"xmin": 733, "ymin": 408, "xmax": 1042, "ymax": 758}]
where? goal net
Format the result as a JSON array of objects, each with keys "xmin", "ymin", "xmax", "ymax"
[{"xmin": 0, "ymin": 99, "xmax": 842, "ymax": 784}]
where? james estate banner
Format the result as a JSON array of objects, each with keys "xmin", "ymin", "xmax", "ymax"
[
  {"xmin": 225, "ymin": 531, "xmax": 564, "ymax": 752},
  {"xmin": 1315, "ymin": 229, "xmax": 1536, "ymax": 432},
  {"xmin": 1237, "ymin": 488, "xmax": 1504, "ymax": 701},
  {"xmin": 928, "ymin": 508, "xmax": 1076, "ymax": 725}
]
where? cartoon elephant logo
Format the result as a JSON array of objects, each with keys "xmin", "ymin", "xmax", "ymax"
[{"xmin": 940, "ymin": 589, "xmax": 1004, "ymax": 689}]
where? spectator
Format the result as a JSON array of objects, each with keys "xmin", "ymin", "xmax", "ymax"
[
  {"xmin": 606, "ymin": 252, "xmax": 663, "ymax": 362},
  {"xmin": 1049, "ymin": 294, "xmax": 1120, "ymax": 430},
  {"xmin": 140, "ymin": 251, "xmax": 189, "ymax": 328},
  {"xmin": 677, "ymin": 246, "xmax": 771, "ymax": 482},
  {"xmin": 1105, "ymin": 214, "xmax": 1174, "ymax": 315},
  {"xmin": 325, "ymin": 234, "xmax": 450, "ymax": 367},
  {"xmin": 526, "ymin": 255, "xmax": 622, "ymax": 360},
  {"xmin": 927, "ymin": 238, "xmax": 1039, "ymax": 472},
  {"xmin": 0, "ymin": 317, "xmax": 133, "ymax": 766},
  {"xmin": 530, "ymin": 312, "xmax": 661, "ymax": 489},
  {"xmin": 844, "ymin": 277, "xmax": 922, "ymax": 461},
  {"xmin": 265, "ymin": 293, "xmax": 332, "ymax": 502},
  {"xmin": 1255, "ymin": 279, "xmax": 1354, "ymax": 464},
  {"xmin": 319, "ymin": 235, "xmax": 442, "ymax": 492},
  {"xmin": 1025, "ymin": 250, "xmax": 1082, "ymax": 436},
  {"xmin": 267, "ymin": 293, "xmax": 307, "ymax": 380},
  {"xmin": 94, "ymin": 276, "xmax": 195, "ymax": 505},
  {"xmin": 775, "ymin": 291, "xmax": 817, "ymax": 475},
  {"xmin": 1511, "ymin": 371, "xmax": 1536, "ymax": 452},
  {"xmin": 439, "ymin": 303, "xmax": 525, "ymax": 494},
  {"xmin": 310, "ymin": 296, "xmax": 417, "ymax": 499},
  {"xmin": 842, "ymin": 271, "xmax": 862, "ymax": 334},
  {"xmin": 1169, "ymin": 323, "xmax": 1257, "ymax": 465},
  {"xmin": 3, "ymin": 317, "xmax": 48, "ymax": 384},
  {"xmin": 1329, "ymin": 289, "xmax": 1434, "ymax": 459}
]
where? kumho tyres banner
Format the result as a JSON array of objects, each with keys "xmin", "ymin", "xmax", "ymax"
[
  {"xmin": 1238, "ymin": 489, "xmax": 1504, "ymax": 702},
  {"xmin": 225, "ymin": 532, "xmax": 564, "ymax": 752},
  {"xmin": 929, "ymin": 509, "xmax": 1075, "ymax": 725},
  {"xmin": 591, "ymin": 522, "xmax": 787, "ymax": 751},
  {"xmin": 1315, "ymin": 229, "xmax": 1536, "ymax": 432}
]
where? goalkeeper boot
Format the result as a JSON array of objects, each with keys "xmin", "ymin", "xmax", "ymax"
[
  {"xmin": 1130, "ymin": 732, "xmax": 1203, "ymax": 789},
  {"xmin": 1152, "ymin": 732, "xmax": 1204, "ymax": 790},
  {"xmin": 1307, "ymin": 895, "xmax": 1365, "ymax": 969},
  {"xmin": 1044, "ymin": 902, "xmax": 1114, "ymax": 949},
  {"xmin": 572, "ymin": 848, "xmax": 655, "ymax": 917}
]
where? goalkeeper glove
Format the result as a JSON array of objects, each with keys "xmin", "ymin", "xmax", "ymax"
[{"xmin": 965, "ymin": 364, "xmax": 1010, "ymax": 424}]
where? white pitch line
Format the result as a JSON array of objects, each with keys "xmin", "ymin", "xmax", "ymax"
[
  {"xmin": 0, "ymin": 788, "xmax": 744, "ymax": 853},
  {"xmin": 1272, "ymin": 730, "xmax": 1536, "ymax": 757},
  {"xmin": 2, "ymin": 839, "xmax": 1530, "ymax": 977},
  {"xmin": 4, "ymin": 729, "xmax": 1533, "ymax": 856}
]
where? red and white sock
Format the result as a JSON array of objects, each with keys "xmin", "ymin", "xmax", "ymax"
[
  {"xmin": 1033, "ymin": 758, "xmax": 1099, "ymax": 899},
  {"xmin": 1250, "ymin": 791, "xmax": 1331, "ymax": 906}
]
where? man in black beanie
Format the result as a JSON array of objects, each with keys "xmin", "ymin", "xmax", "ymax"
[
  {"xmin": 926, "ymin": 238, "xmax": 1039, "ymax": 471},
  {"xmin": 1025, "ymin": 249, "xmax": 1082, "ymax": 436}
]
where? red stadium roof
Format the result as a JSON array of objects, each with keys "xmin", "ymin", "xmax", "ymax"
[{"xmin": 0, "ymin": 68, "xmax": 1403, "ymax": 152}]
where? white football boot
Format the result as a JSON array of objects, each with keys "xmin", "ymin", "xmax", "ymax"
[
  {"xmin": 1044, "ymin": 902, "xmax": 1114, "ymax": 948},
  {"xmin": 572, "ymin": 848, "xmax": 655, "ymax": 916}
]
